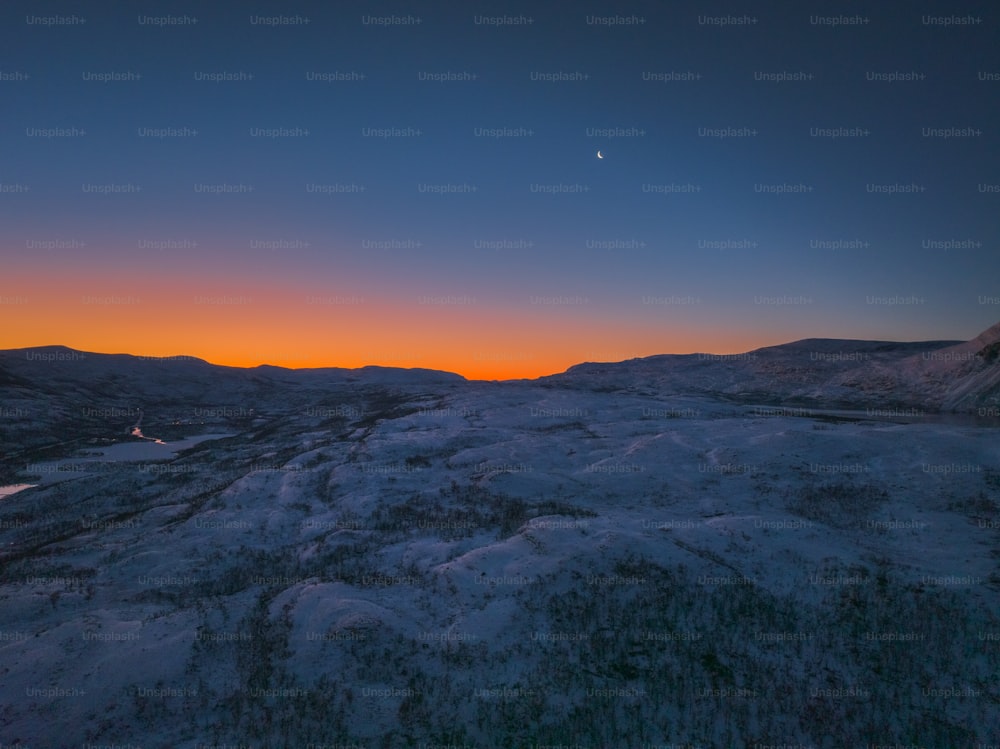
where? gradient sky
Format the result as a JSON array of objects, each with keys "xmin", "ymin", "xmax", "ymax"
[{"xmin": 1, "ymin": 0, "xmax": 998, "ymax": 379}]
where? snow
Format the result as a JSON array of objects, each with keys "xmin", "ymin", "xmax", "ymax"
[{"xmin": 1, "ymin": 323, "xmax": 998, "ymax": 745}]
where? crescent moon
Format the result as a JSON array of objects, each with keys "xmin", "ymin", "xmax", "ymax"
[{"xmin": 597, "ymin": 150, "xmax": 604, "ymax": 159}]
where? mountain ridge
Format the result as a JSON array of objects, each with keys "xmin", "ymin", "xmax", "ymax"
[
  {"xmin": 2, "ymin": 325, "xmax": 994, "ymax": 381},
  {"xmin": 545, "ymin": 322, "xmax": 1000, "ymax": 413}
]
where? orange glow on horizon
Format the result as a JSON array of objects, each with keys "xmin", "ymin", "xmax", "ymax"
[{"xmin": 2, "ymin": 270, "xmax": 784, "ymax": 380}]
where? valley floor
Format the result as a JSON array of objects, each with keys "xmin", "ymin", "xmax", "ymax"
[{"xmin": 1, "ymin": 384, "xmax": 998, "ymax": 746}]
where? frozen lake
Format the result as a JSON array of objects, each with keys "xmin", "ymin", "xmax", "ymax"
[
  {"xmin": 11, "ymin": 433, "xmax": 236, "ymax": 488},
  {"xmin": 70, "ymin": 433, "xmax": 235, "ymax": 461},
  {"xmin": 742, "ymin": 404, "xmax": 1000, "ymax": 428}
]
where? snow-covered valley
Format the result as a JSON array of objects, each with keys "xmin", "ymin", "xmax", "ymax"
[{"xmin": 1, "ymin": 327, "xmax": 999, "ymax": 747}]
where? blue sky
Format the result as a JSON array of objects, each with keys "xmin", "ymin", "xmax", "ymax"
[{"xmin": 2, "ymin": 0, "xmax": 997, "ymax": 376}]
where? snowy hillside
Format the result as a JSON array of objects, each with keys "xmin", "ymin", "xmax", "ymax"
[
  {"xmin": 895, "ymin": 321, "xmax": 1000, "ymax": 411},
  {"xmin": 544, "ymin": 322, "xmax": 1000, "ymax": 414},
  {"xmin": 0, "ymin": 346, "xmax": 464, "ymax": 470},
  {"xmin": 1, "ymin": 328, "xmax": 998, "ymax": 746}
]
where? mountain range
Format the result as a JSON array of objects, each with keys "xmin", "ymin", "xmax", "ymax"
[{"xmin": 2, "ymin": 321, "xmax": 998, "ymax": 464}]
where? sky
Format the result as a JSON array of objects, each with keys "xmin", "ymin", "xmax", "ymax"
[{"xmin": 1, "ymin": 0, "xmax": 998, "ymax": 379}]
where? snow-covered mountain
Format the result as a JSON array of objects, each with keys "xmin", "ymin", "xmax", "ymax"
[
  {"xmin": 1, "ymin": 327, "xmax": 998, "ymax": 746},
  {"xmin": 894, "ymin": 321, "xmax": 1000, "ymax": 411},
  {"xmin": 0, "ymin": 346, "xmax": 464, "ymax": 467},
  {"xmin": 543, "ymin": 321, "xmax": 1000, "ymax": 413}
]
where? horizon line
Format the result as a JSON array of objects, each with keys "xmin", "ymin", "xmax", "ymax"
[{"xmin": 1, "ymin": 326, "xmax": 985, "ymax": 382}]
